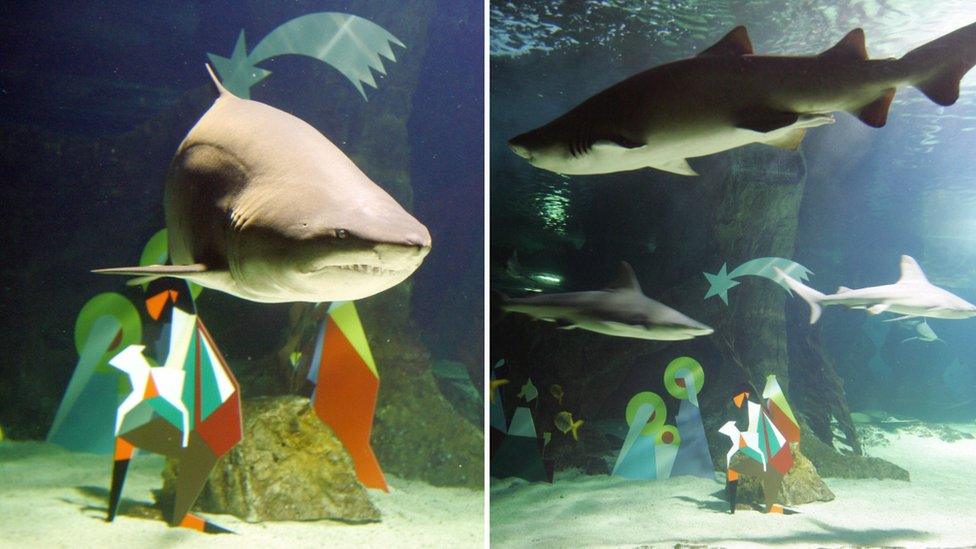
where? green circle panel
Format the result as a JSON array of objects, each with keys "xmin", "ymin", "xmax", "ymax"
[
  {"xmin": 656, "ymin": 424, "xmax": 681, "ymax": 447},
  {"xmin": 74, "ymin": 292, "xmax": 142, "ymax": 357},
  {"xmin": 625, "ymin": 391, "xmax": 667, "ymax": 437},
  {"xmin": 664, "ymin": 356, "xmax": 705, "ymax": 399}
]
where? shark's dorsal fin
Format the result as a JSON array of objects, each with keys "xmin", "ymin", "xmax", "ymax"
[
  {"xmin": 606, "ymin": 261, "xmax": 642, "ymax": 292},
  {"xmin": 898, "ymin": 255, "xmax": 929, "ymax": 284},
  {"xmin": 204, "ymin": 63, "xmax": 232, "ymax": 97},
  {"xmin": 819, "ymin": 29, "xmax": 868, "ymax": 60},
  {"xmin": 697, "ymin": 26, "xmax": 753, "ymax": 57}
]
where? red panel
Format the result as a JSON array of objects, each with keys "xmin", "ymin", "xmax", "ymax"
[
  {"xmin": 768, "ymin": 445, "xmax": 794, "ymax": 475},
  {"xmin": 194, "ymin": 320, "xmax": 242, "ymax": 458},
  {"xmin": 313, "ymin": 318, "xmax": 387, "ymax": 491},
  {"xmin": 197, "ymin": 394, "xmax": 242, "ymax": 458},
  {"xmin": 767, "ymin": 402, "xmax": 800, "ymax": 444}
]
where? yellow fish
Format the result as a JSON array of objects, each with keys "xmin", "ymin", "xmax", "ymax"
[
  {"xmin": 0, "ymin": 424, "xmax": 4, "ymax": 443},
  {"xmin": 550, "ymin": 384, "xmax": 564, "ymax": 405},
  {"xmin": 490, "ymin": 378, "xmax": 510, "ymax": 402},
  {"xmin": 554, "ymin": 411, "xmax": 584, "ymax": 441}
]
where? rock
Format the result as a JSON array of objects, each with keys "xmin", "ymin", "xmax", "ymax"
[
  {"xmin": 158, "ymin": 396, "xmax": 380, "ymax": 523},
  {"xmin": 800, "ymin": 428, "xmax": 910, "ymax": 481},
  {"xmin": 734, "ymin": 443, "xmax": 835, "ymax": 507}
]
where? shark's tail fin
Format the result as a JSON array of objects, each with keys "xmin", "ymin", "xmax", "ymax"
[
  {"xmin": 774, "ymin": 267, "xmax": 826, "ymax": 324},
  {"xmin": 900, "ymin": 21, "xmax": 976, "ymax": 106}
]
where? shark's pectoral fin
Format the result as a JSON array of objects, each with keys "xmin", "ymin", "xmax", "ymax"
[
  {"xmin": 763, "ymin": 129, "xmax": 806, "ymax": 150},
  {"xmin": 735, "ymin": 107, "xmax": 801, "ymax": 133},
  {"xmin": 648, "ymin": 158, "xmax": 698, "ymax": 176},
  {"xmin": 93, "ymin": 264, "xmax": 208, "ymax": 285},
  {"xmin": 554, "ymin": 318, "xmax": 577, "ymax": 330},
  {"xmin": 867, "ymin": 304, "xmax": 890, "ymax": 315},
  {"xmin": 855, "ymin": 88, "xmax": 896, "ymax": 127},
  {"xmin": 884, "ymin": 314, "xmax": 918, "ymax": 322}
]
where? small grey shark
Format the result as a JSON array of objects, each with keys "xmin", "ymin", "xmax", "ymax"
[
  {"xmin": 509, "ymin": 22, "xmax": 976, "ymax": 176},
  {"xmin": 776, "ymin": 255, "xmax": 976, "ymax": 324},
  {"xmin": 901, "ymin": 319, "xmax": 944, "ymax": 344},
  {"xmin": 498, "ymin": 261, "xmax": 713, "ymax": 341},
  {"xmin": 95, "ymin": 65, "xmax": 431, "ymax": 303}
]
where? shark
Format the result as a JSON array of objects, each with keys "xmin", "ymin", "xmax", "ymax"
[
  {"xmin": 94, "ymin": 65, "xmax": 431, "ymax": 303},
  {"xmin": 775, "ymin": 255, "xmax": 976, "ymax": 324},
  {"xmin": 497, "ymin": 261, "xmax": 713, "ymax": 341},
  {"xmin": 508, "ymin": 22, "xmax": 976, "ymax": 176},
  {"xmin": 901, "ymin": 318, "xmax": 944, "ymax": 344}
]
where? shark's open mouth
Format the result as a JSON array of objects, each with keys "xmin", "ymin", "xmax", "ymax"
[{"xmin": 321, "ymin": 263, "xmax": 402, "ymax": 276}]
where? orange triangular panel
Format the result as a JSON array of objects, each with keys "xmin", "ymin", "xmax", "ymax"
[
  {"xmin": 314, "ymin": 317, "xmax": 387, "ymax": 491},
  {"xmin": 146, "ymin": 292, "xmax": 170, "ymax": 320},
  {"xmin": 143, "ymin": 376, "xmax": 160, "ymax": 399}
]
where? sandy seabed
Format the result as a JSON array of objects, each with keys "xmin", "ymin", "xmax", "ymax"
[
  {"xmin": 491, "ymin": 424, "xmax": 976, "ymax": 548},
  {"xmin": 0, "ymin": 441, "xmax": 484, "ymax": 548}
]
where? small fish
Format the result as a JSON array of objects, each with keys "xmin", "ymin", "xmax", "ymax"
[
  {"xmin": 554, "ymin": 411, "xmax": 584, "ymax": 441},
  {"xmin": 489, "ymin": 378, "xmax": 510, "ymax": 403},
  {"xmin": 550, "ymin": 384, "xmax": 564, "ymax": 405},
  {"xmin": 543, "ymin": 431, "xmax": 552, "ymax": 448},
  {"xmin": 518, "ymin": 378, "xmax": 539, "ymax": 402},
  {"xmin": 289, "ymin": 351, "xmax": 302, "ymax": 367}
]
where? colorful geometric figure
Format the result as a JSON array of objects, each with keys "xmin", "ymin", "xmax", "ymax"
[
  {"xmin": 309, "ymin": 301, "xmax": 387, "ymax": 491},
  {"xmin": 719, "ymin": 374, "xmax": 797, "ymax": 513},
  {"xmin": 107, "ymin": 283, "xmax": 240, "ymax": 533},
  {"xmin": 48, "ymin": 293, "xmax": 142, "ymax": 454}
]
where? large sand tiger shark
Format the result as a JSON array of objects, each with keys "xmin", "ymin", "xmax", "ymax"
[
  {"xmin": 498, "ymin": 261, "xmax": 713, "ymax": 341},
  {"xmin": 776, "ymin": 255, "xmax": 976, "ymax": 324},
  {"xmin": 95, "ymin": 65, "xmax": 431, "ymax": 303},
  {"xmin": 508, "ymin": 22, "xmax": 976, "ymax": 176}
]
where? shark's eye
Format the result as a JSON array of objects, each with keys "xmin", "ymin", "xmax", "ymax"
[{"xmin": 336, "ymin": 229, "xmax": 348, "ymax": 239}]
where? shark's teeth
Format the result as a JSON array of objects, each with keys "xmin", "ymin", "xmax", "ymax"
[{"xmin": 332, "ymin": 264, "xmax": 397, "ymax": 276}]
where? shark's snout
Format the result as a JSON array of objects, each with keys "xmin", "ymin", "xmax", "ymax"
[{"xmin": 507, "ymin": 138, "xmax": 533, "ymax": 160}]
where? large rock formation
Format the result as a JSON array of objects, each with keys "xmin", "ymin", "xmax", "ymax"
[{"xmin": 159, "ymin": 396, "xmax": 380, "ymax": 523}]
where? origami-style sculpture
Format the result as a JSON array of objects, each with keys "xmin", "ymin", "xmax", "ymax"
[
  {"xmin": 719, "ymin": 374, "xmax": 799, "ymax": 514},
  {"xmin": 47, "ymin": 293, "xmax": 142, "ymax": 454},
  {"xmin": 208, "ymin": 12, "xmax": 405, "ymax": 100},
  {"xmin": 612, "ymin": 356, "xmax": 713, "ymax": 480},
  {"xmin": 612, "ymin": 391, "xmax": 680, "ymax": 479},
  {"xmin": 704, "ymin": 257, "xmax": 812, "ymax": 305},
  {"xmin": 108, "ymin": 284, "xmax": 241, "ymax": 533},
  {"xmin": 306, "ymin": 301, "xmax": 387, "ymax": 491}
]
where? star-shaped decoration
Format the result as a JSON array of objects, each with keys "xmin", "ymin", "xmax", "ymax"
[
  {"xmin": 206, "ymin": 31, "xmax": 272, "ymax": 99},
  {"xmin": 703, "ymin": 263, "xmax": 740, "ymax": 305}
]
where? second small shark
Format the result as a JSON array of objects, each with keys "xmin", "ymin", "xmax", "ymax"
[
  {"xmin": 498, "ymin": 262, "xmax": 713, "ymax": 341},
  {"xmin": 776, "ymin": 255, "xmax": 976, "ymax": 324}
]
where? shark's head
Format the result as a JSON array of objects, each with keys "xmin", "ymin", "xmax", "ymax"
[
  {"xmin": 508, "ymin": 125, "xmax": 570, "ymax": 171},
  {"xmin": 645, "ymin": 313, "xmax": 715, "ymax": 340},
  {"xmin": 932, "ymin": 294, "xmax": 976, "ymax": 319},
  {"xmin": 228, "ymin": 199, "xmax": 431, "ymax": 303}
]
